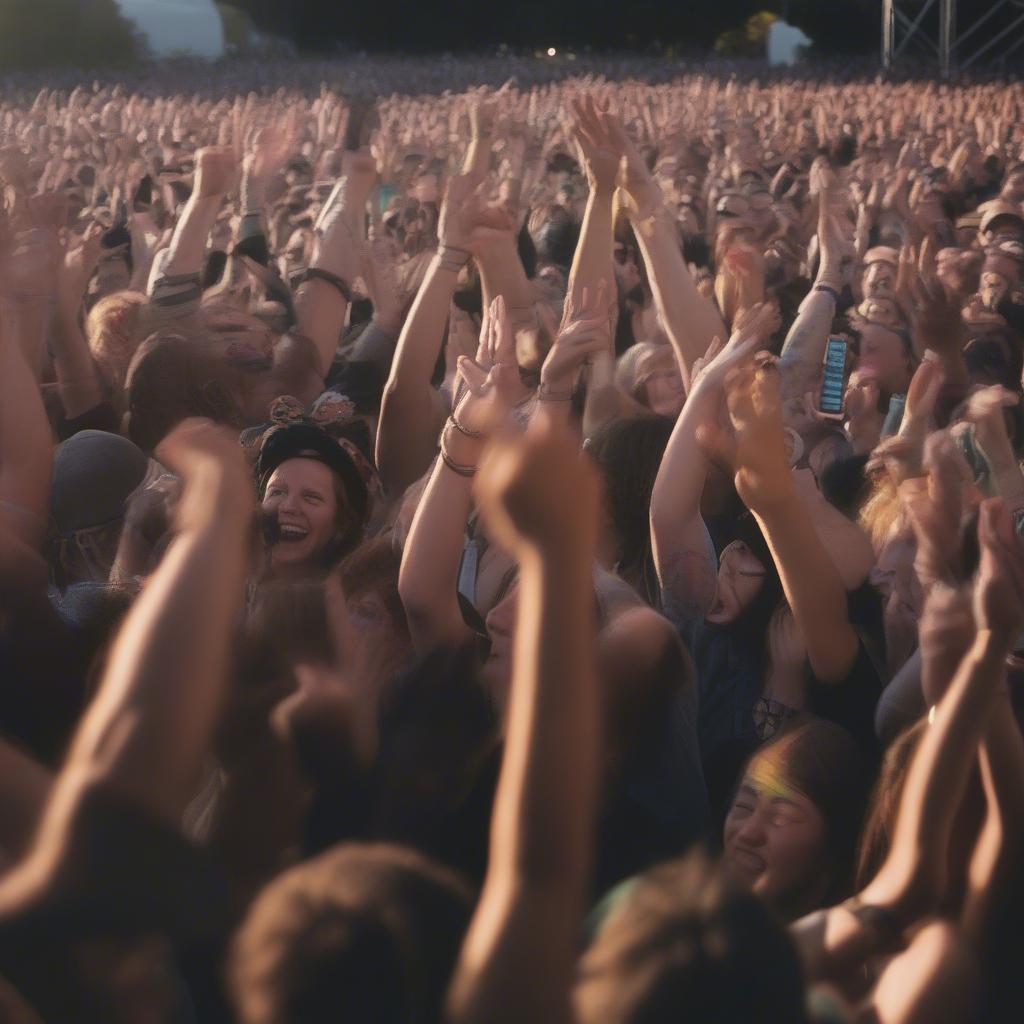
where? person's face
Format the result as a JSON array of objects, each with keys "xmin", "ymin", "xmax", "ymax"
[
  {"xmin": 642, "ymin": 351, "xmax": 685, "ymax": 419},
  {"xmin": 979, "ymin": 269, "xmax": 1010, "ymax": 311},
  {"xmin": 535, "ymin": 264, "xmax": 567, "ymax": 304},
  {"xmin": 855, "ymin": 322, "xmax": 913, "ymax": 394},
  {"xmin": 706, "ymin": 540, "xmax": 767, "ymax": 625},
  {"xmin": 863, "ymin": 260, "xmax": 896, "ymax": 301},
  {"xmin": 723, "ymin": 759, "xmax": 830, "ymax": 918},
  {"xmin": 262, "ymin": 459, "xmax": 341, "ymax": 569}
]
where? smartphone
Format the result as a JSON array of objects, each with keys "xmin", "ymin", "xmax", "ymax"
[
  {"xmin": 818, "ymin": 336, "xmax": 848, "ymax": 419},
  {"xmin": 132, "ymin": 174, "xmax": 153, "ymax": 212},
  {"xmin": 881, "ymin": 393, "xmax": 906, "ymax": 438},
  {"xmin": 342, "ymin": 96, "xmax": 376, "ymax": 153}
]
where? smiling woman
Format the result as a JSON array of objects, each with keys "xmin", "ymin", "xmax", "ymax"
[
  {"xmin": 723, "ymin": 715, "xmax": 870, "ymax": 921},
  {"xmin": 255, "ymin": 422, "xmax": 371, "ymax": 580}
]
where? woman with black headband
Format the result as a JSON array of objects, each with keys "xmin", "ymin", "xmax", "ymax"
[{"xmin": 254, "ymin": 420, "xmax": 372, "ymax": 580}]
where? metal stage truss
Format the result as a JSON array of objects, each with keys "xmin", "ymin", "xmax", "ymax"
[{"xmin": 882, "ymin": 0, "xmax": 1024, "ymax": 76}]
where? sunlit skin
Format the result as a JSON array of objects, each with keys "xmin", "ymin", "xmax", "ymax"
[
  {"xmin": 862, "ymin": 259, "xmax": 897, "ymax": 301},
  {"xmin": 723, "ymin": 754, "xmax": 831, "ymax": 919},
  {"xmin": 261, "ymin": 458, "xmax": 343, "ymax": 571}
]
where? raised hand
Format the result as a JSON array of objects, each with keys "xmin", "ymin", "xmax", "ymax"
[
  {"xmin": 690, "ymin": 301, "xmax": 780, "ymax": 393},
  {"xmin": 598, "ymin": 109, "xmax": 658, "ymax": 212},
  {"xmin": 453, "ymin": 295, "xmax": 532, "ymax": 436},
  {"xmin": 898, "ymin": 431, "xmax": 970, "ymax": 589},
  {"xmin": 912, "ymin": 240, "xmax": 964, "ymax": 359},
  {"xmin": 540, "ymin": 281, "xmax": 612, "ymax": 398},
  {"xmin": 243, "ymin": 114, "xmax": 299, "ymax": 188},
  {"xmin": 570, "ymin": 95, "xmax": 619, "ymax": 194},
  {"xmin": 963, "ymin": 385, "xmax": 1020, "ymax": 480},
  {"xmin": 155, "ymin": 417, "xmax": 251, "ymax": 532},
  {"xmin": 475, "ymin": 413, "xmax": 599, "ymax": 558},
  {"xmin": 700, "ymin": 354, "xmax": 794, "ymax": 513},
  {"xmin": 438, "ymin": 172, "xmax": 514, "ymax": 254},
  {"xmin": 974, "ymin": 497, "xmax": 1024, "ymax": 642},
  {"xmin": 272, "ymin": 573, "xmax": 385, "ymax": 769},
  {"xmin": 193, "ymin": 145, "xmax": 238, "ymax": 199},
  {"xmin": 56, "ymin": 222, "xmax": 103, "ymax": 310}
]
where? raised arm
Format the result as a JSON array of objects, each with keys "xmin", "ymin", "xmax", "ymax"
[
  {"xmin": 604, "ymin": 112, "xmax": 727, "ymax": 388},
  {"xmin": 51, "ymin": 225, "xmax": 106, "ymax": 419},
  {"xmin": 398, "ymin": 297, "xmax": 530, "ymax": 652},
  {"xmin": 706, "ymin": 354, "xmax": 859, "ymax": 683},
  {"xmin": 158, "ymin": 146, "xmax": 236, "ymax": 282},
  {"xmin": 778, "ymin": 178, "xmax": 847, "ymax": 403},
  {"xmin": 650, "ymin": 304, "xmax": 777, "ymax": 623},
  {"xmin": 376, "ymin": 172, "xmax": 499, "ymax": 498},
  {"xmin": 35, "ymin": 419, "xmax": 252, "ymax": 828},
  {"xmin": 792, "ymin": 503, "xmax": 1024, "ymax": 1011},
  {"xmin": 565, "ymin": 96, "xmax": 616, "ymax": 310},
  {"xmin": 446, "ymin": 415, "xmax": 599, "ymax": 1024},
  {"xmin": 0, "ymin": 240, "xmax": 54, "ymax": 551}
]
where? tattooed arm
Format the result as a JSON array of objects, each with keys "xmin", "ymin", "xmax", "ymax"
[{"xmin": 650, "ymin": 306, "xmax": 774, "ymax": 619}]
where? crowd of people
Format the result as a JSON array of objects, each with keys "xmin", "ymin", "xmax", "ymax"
[{"xmin": 1, "ymin": 62, "xmax": 1024, "ymax": 1022}]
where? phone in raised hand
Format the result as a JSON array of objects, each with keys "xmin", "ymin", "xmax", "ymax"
[{"xmin": 817, "ymin": 336, "xmax": 849, "ymax": 420}]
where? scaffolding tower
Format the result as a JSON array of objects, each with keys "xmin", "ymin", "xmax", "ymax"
[{"xmin": 882, "ymin": 0, "xmax": 1024, "ymax": 76}]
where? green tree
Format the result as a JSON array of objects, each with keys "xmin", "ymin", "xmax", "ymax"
[
  {"xmin": 0, "ymin": 0, "xmax": 144, "ymax": 71},
  {"xmin": 715, "ymin": 11, "xmax": 778, "ymax": 59}
]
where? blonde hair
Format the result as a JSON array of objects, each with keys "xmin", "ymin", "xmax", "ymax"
[
  {"xmin": 86, "ymin": 290, "xmax": 147, "ymax": 389},
  {"xmin": 858, "ymin": 470, "xmax": 903, "ymax": 551}
]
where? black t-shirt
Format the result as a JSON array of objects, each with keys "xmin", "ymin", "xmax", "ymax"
[{"xmin": 676, "ymin": 585, "xmax": 884, "ymax": 819}]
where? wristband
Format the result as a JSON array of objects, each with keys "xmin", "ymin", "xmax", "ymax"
[
  {"xmin": 449, "ymin": 412, "xmax": 485, "ymax": 440},
  {"xmin": 437, "ymin": 245, "xmax": 471, "ymax": 268},
  {"xmin": 290, "ymin": 266, "xmax": 352, "ymax": 302},
  {"xmin": 439, "ymin": 432, "xmax": 478, "ymax": 477},
  {"xmin": 813, "ymin": 283, "xmax": 840, "ymax": 301}
]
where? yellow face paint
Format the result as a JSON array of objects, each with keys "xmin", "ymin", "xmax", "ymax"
[{"xmin": 746, "ymin": 750, "xmax": 802, "ymax": 805}]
